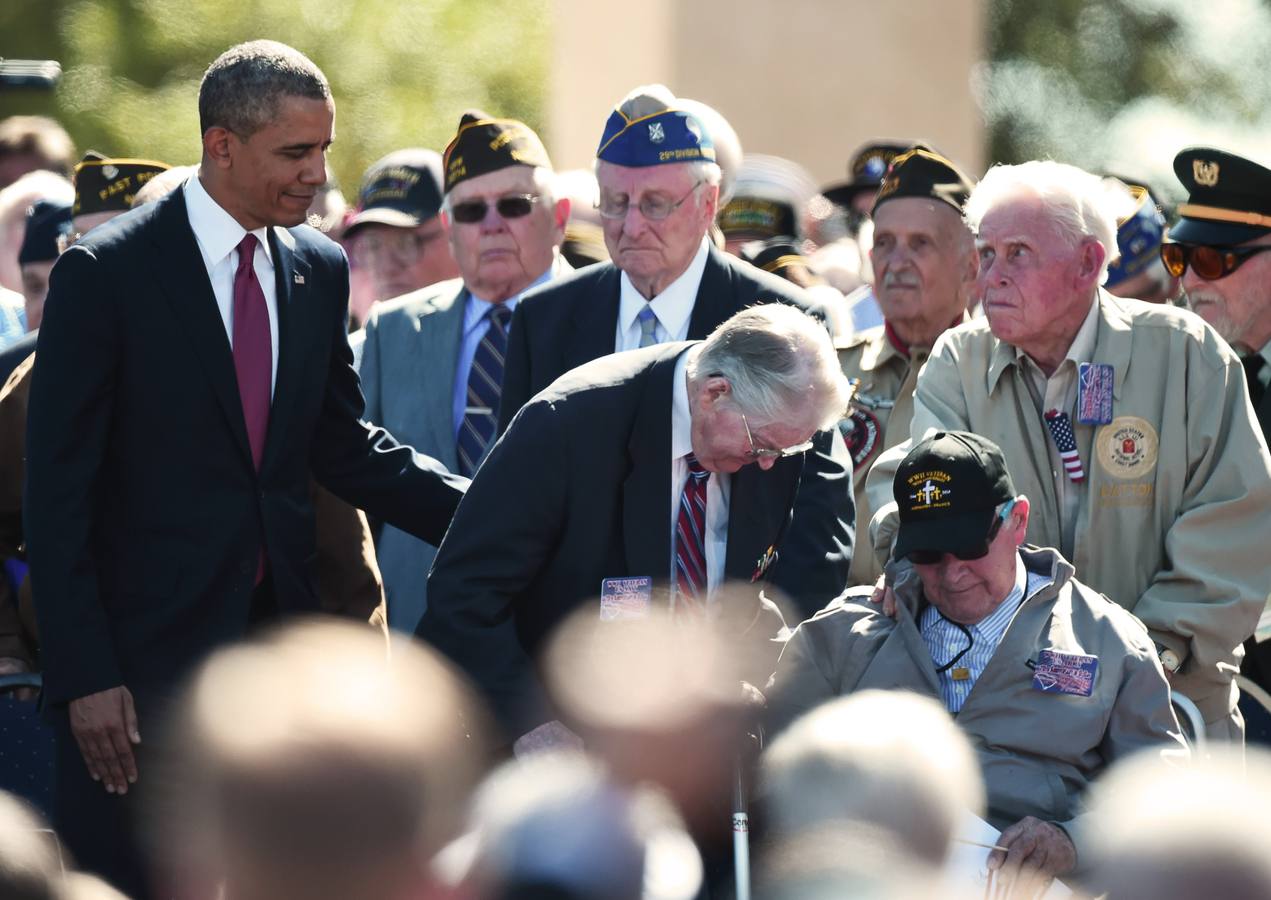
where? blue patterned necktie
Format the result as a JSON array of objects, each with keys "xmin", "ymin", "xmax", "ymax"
[
  {"xmin": 457, "ymin": 304, "xmax": 513, "ymax": 476},
  {"xmin": 637, "ymin": 305, "xmax": 659, "ymax": 348}
]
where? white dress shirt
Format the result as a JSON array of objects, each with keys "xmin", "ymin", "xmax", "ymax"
[
  {"xmin": 615, "ymin": 238, "xmax": 710, "ymax": 352},
  {"xmin": 669, "ymin": 346, "xmax": 731, "ymax": 601},
  {"xmin": 183, "ymin": 174, "xmax": 280, "ymax": 395}
]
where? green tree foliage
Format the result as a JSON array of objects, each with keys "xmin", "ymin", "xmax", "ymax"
[{"xmin": 0, "ymin": 0, "xmax": 549, "ymax": 197}]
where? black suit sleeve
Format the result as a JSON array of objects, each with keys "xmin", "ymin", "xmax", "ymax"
[
  {"xmin": 767, "ymin": 427, "xmax": 855, "ymax": 618},
  {"xmin": 418, "ymin": 397, "xmax": 567, "ymax": 736},
  {"xmin": 497, "ymin": 299, "xmax": 532, "ymax": 436},
  {"xmin": 307, "ymin": 250, "xmax": 468, "ymax": 548},
  {"xmin": 24, "ymin": 248, "xmax": 126, "ymax": 703}
]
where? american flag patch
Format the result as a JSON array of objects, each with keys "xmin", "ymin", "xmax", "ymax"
[{"xmin": 1044, "ymin": 410, "xmax": 1085, "ymax": 482}]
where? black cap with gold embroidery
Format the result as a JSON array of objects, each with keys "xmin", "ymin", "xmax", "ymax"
[
  {"xmin": 892, "ymin": 431, "xmax": 1016, "ymax": 562},
  {"xmin": 872, "ymin": 147, "xmax": 976, "ymax": 216},
  {"xmin": 72, "ymin": 152, "xmax": 170, "ymax": 217},
  {"xmin": 344, "ymin": 148, "xmax": 445, "ymax": 237},
  {"xmin": 442, "ymin": 110, "xmax": 552, "ymax": 193},
  {"xmin": 1170, "ymin": 147, "xmax": 1271, "ymax": 246},
  {"xmin": 822, "ymin": 140, "xmax": 925, "ymax": 209}
]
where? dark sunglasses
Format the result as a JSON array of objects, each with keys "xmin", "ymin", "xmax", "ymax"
[
  {"xmin": 1159, "ymin": 242, "xmax": 1271, "ymax": 281},
  {"xmin": 906, "ymin": 499, "xmax": 1016, "ymax": 566},
  {"xmin": 449, "ymin": 194, "xmax": 541, "ymax": 224}
]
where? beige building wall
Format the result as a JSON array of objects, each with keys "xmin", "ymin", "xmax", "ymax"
[{"xmin": 549, "ymin": 0, "xmax": 986, "ymax": 182}]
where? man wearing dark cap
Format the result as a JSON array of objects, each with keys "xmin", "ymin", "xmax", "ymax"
[
  {"xmin": 68, "ymin": 152, "xmax": 169, "ymax": 240},
  {"xmin": 17, "ymin": 198, "xmax": 71, "ymax": 334},
  {"xmin": 1103, "ymin": 180, "xmax": 1176, "ymax": 305},
  {"xmin": 837, "ymin": 147, "xmax": 977, "ymax": 587},
  {"xmin": 359, "ymin": 111, "xmax": 569, "ymax": 632},
  {"xmin": 343, "ymin": 148, "xmax": 458, "ymax": 309},
  {"xmin": 768, "ymin": 430, "xmax": 1185, "ymax": 892},
  {"xmin": 865, "ymin": 160, "xmax": 1271, "ymax": 742},
  {"xmin": 1166, "ymin": 147, "xmax": 1271, "ymax": 737},
  {"xmin": 498, "ymin": 83, "xmax": 854, "ymax": 617}
]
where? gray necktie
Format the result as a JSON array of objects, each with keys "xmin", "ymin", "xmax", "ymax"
[{"xmin": 637, "ymin": 306, "xmax": 659, "ymax": 348}]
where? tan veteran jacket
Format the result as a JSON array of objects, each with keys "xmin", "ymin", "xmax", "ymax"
[
  {"xmin": 866, "ymin": 291, "xmax": 1271, "ymax": 727},
  {"xmin": 838, "ymin": 319, "xmax": 965, "ymax": 586},
  {"xmin": 765, "ymin": 545, "xmax": 1187, "ymax": 867}
]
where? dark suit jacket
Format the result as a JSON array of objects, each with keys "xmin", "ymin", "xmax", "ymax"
[
  {"xmin": 24, "ymin": 188, "xmax": 466, "ymax": 709},
  {"xmin": 420, "ymin": 343, "xmax": 797, "ymax": 735},
  {"xmin": 498, "ymin": 246, "xmax": 854, "ymax": 614}
]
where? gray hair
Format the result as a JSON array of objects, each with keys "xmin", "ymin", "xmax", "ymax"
[
  {"xmin": 198, "ymin": 40, "xmax": 330, "ymax": 138},
  {"xmin": 760, "ymin": 690, "xmax": 983, "ymax": 866},
  {"xmin": 687, "ymin": 303, "xmax": 850, "ymax": 430},
  {"xmin": 963, "ymin": 160, "xmax": 1136, "ymax": 284}
]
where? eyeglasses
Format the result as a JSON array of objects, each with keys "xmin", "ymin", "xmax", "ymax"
[
  {"xmin": 597, "ymin": 180, "xmax": 703, "ymax": 221},
  {"xmin": 906, "ymin": 499, "xmax": 1016, "ymax": 566},
  {"xmin": 1159, "ymin": 242, "xmax": 1271, "ymax": 281},
  {"xmin": 741, "ymin": 413, "xmax": 815, "ymax": 462},
  {"xmin": 350, "ymin": 230, "xmax": 442, "ymax": 266},
  {"xmin": 449, "ymin": 194, "xmax": 541, "ymax": 224}
]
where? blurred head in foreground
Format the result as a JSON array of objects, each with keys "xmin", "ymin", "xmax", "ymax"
[{"xmin": 148, "ymin": 619, "xmax": 490, "ymax": 900}]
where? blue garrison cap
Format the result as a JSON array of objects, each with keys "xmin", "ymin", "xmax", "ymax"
[
  {"xmin": 596, "ymin": 107, "xmax": 715, "ymax": 168},
  {"xmin": 1105, "ymin": 184, "xmax": 1167, "ymax": 288}
]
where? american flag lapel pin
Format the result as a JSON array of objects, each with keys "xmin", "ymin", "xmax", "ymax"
[{"xmin": 1044, "ymin": 409, "xmax": 1085, "ymax": 482}]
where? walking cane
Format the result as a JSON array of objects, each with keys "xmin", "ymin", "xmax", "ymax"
[{"xmin": 732, "ymin": 751, "xmax": 751, "ymax": 900}]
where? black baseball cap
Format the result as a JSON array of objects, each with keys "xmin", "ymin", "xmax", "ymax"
[
  {"xmin": 344, "ymin": 148, "xmax": 445, "ymax": 237},
  {"xmin": 893, "ymin": 431, "xmax": 1016, "ymax": 561},
  {"xmin": 871, "ymin": 147, "xmax": 976, "ymax": 216}
]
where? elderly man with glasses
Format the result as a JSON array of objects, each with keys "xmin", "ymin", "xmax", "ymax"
[
  {"xmin": 1165, "ymin": 147, "xmax": 1271, "ymax": 739},
  {"xmin": 419, "ymin": 303, "xmax": 852, "ymax": 745},
  {"xmin": 498, "ymin": 83, "xmax": 854, "ymax": 619},
  {"xmin": 862, "ymin": 160, "xmax": 1271, "ymax": 743},
  {"xmin": 768, "ymin": 430, "xmax": 1187, "ymax": 894},
  {"xmin": 358, "ymin": 111, "xmax": 571, "ymax": 632}
]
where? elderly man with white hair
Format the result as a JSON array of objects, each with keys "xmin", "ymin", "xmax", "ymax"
[{"xmin": 866, "ymin": 160, "xmax": 1271, "ymax": 742}]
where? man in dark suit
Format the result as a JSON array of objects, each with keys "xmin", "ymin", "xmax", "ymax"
[
  {"xmin": 360, "ymin": 111, "xmax": 570, "ymax": 632},
  {"xmin": 420, "ymin": 303, "xmax": 852, "ymax": 745},
  {"xmin": 1166, "ymin": 146, "xmax": 1271, "ymax": 742},
  {"xmin": 499, "ymin": 84, "xmax": 853, "ymax": 617},
  {"xmin": 24, "ymin": 41, "xmax": 467, "ymax": 896}
]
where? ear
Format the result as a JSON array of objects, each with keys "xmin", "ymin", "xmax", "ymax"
[
  {"xmin": 1009, "ymin": 495, "xmax": 1031, "ymax": 544},
  {"xmin": 552, "ymin": 196, "xmax": 571, "ymax": 242},
  {"xmin": 1075, "ymin": 238, "xmax": 1107, "ymax": 287},
  {"xmin": 202, "ymin": 126, "xmax": 235, "ymax": 171},
  {"xmin": 697, "ymin": 374, "xmax": 731, "ymax": 410},
  {"xmin": 700, "ymin": 181, "xmax": 720, "ymax": 222}
]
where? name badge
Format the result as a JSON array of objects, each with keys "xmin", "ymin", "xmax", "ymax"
[
  {"xmin": 1031, "ymin": 649, "xmax": 1098, "ymax": 697},
  {"xmin": 1076, "ymin": 363, "xmax": 1114, "ymax": 425},
  {"xmin": 599, "ymin": 576, "xmax": 653, "ymax": 622}
]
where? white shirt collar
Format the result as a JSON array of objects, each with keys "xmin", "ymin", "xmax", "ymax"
[
  {"xmin": 671, "ymin": 345, "xmax": 699, "ymax": 461},
  {"xmin": 183, "ymin": 173, "xmax": 274, "ymax": 270},
  {"xmin": 618, "ymin": 237, "xmax": 711, "ymax": 339}
]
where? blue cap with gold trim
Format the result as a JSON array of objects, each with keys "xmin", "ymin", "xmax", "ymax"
[
  {"xmin": 1105, "ymin": 182, "xmax": 1167, "ymax": 288},
  {"xmin": 1171, "ymin": 147, "xmax": 1271, "ymax": 246},
  {"xmin": 596, "ymin": 107, "xmax": 715, "ymax": 168}
]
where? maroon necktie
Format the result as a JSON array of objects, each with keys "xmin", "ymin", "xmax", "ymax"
[
  {"xmin": 232, "ymin": 233, "xmax": 272, "ymax": 470},
  {"xmin": 674, "ymin": 453, "xmax": 710, "ymax": 613}
]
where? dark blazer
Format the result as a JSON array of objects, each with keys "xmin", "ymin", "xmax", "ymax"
[
  {"xmin": 498, "ymin": 246, "xmax": 854, "ymax": 614},
  {"xmin": 420, "ymin": 343, "xmax": 797, "ymax": 735},
  {"xmin": 24, "ymin": 188, "xmax": 467, "ymax": 710}
]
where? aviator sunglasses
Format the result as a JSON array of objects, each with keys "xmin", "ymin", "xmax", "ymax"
[
  {"xmin": 449, "ymin": 194, "xmax": 541, "ymax": 224},
  {"xmin": 906, "ymin": 499, "xmax": 1016, "ymax": 566},
  {"xmin": 1159, "ymin": 242, "xmax": 1271, "ymax": 281}
]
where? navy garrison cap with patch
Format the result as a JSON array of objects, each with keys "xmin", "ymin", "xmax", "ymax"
[
  {"xmin": 72, "ymin": 152, "xmax": 170, "ymax": 217},
  {"xmin": 442, "ymin": 110, "xmax": 552, "ymax": 193},
  {"xmin": 822, "ymin": 140, "xmax": 925, "ymax": 209},
  {"xmin": 1171, "ymin": 147, "xmax": 1271, "ymax": 245},
  {"xmin": 596, "ymin": 107, "xmax": 715, "ymax": 168},
  {"xmin": 1105, "ymin": 182, "xmax": 1167, "ymax": 288},
  {"xmin": 871, "ymin": 146, "xmax": 976, "ymax": 215},
  {"xmin": 19, "ymin": 198, "xmax": 72, "ymax": 265}
]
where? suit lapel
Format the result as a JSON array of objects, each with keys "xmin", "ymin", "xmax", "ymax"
[
  {"xmin": 723, "ymin": 458, "xmax": 796, "ymax": 583},
  {"xmin": 622, "ymin": 349, "xmax": 680, "ymax": 600},
  {"xmin": 420, "ymin": 285, "xmax": 467, "ymax": 471},
  {"xmin": 149, "ymin": 191, "xmax": 253, "ymax": 469},
  {"xmin": 565, "ymin": 266, "xmax": 622, "ymax": 368},
  {"xmin": 261, "ymin": 226, "xmax": 313, "ymax": 475},
  {"xmin": 687, "ymin": 247, "xmax": 735, "ymax": 339}
]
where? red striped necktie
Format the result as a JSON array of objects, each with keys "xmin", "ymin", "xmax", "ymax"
[{"xmin": 674, "ymin": 453, "xmax": 710, "ymax": 611}]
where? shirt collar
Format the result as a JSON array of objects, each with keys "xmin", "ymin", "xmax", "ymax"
[
  {"xmin": 671, "ymin": 345, "xmax": 699, "ymax": 461},
  {"xmin": 183, "ymin": 173, "xmax": 273, "ymax": 269},
  {"xmin": 618, "ymin": 237, "xmax": 711, "ymax": 337}
]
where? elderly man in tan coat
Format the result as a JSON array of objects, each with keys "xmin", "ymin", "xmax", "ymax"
[{"xmin": 866, "ymin": 161, "xmax": 1271, "ymax": 741}]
